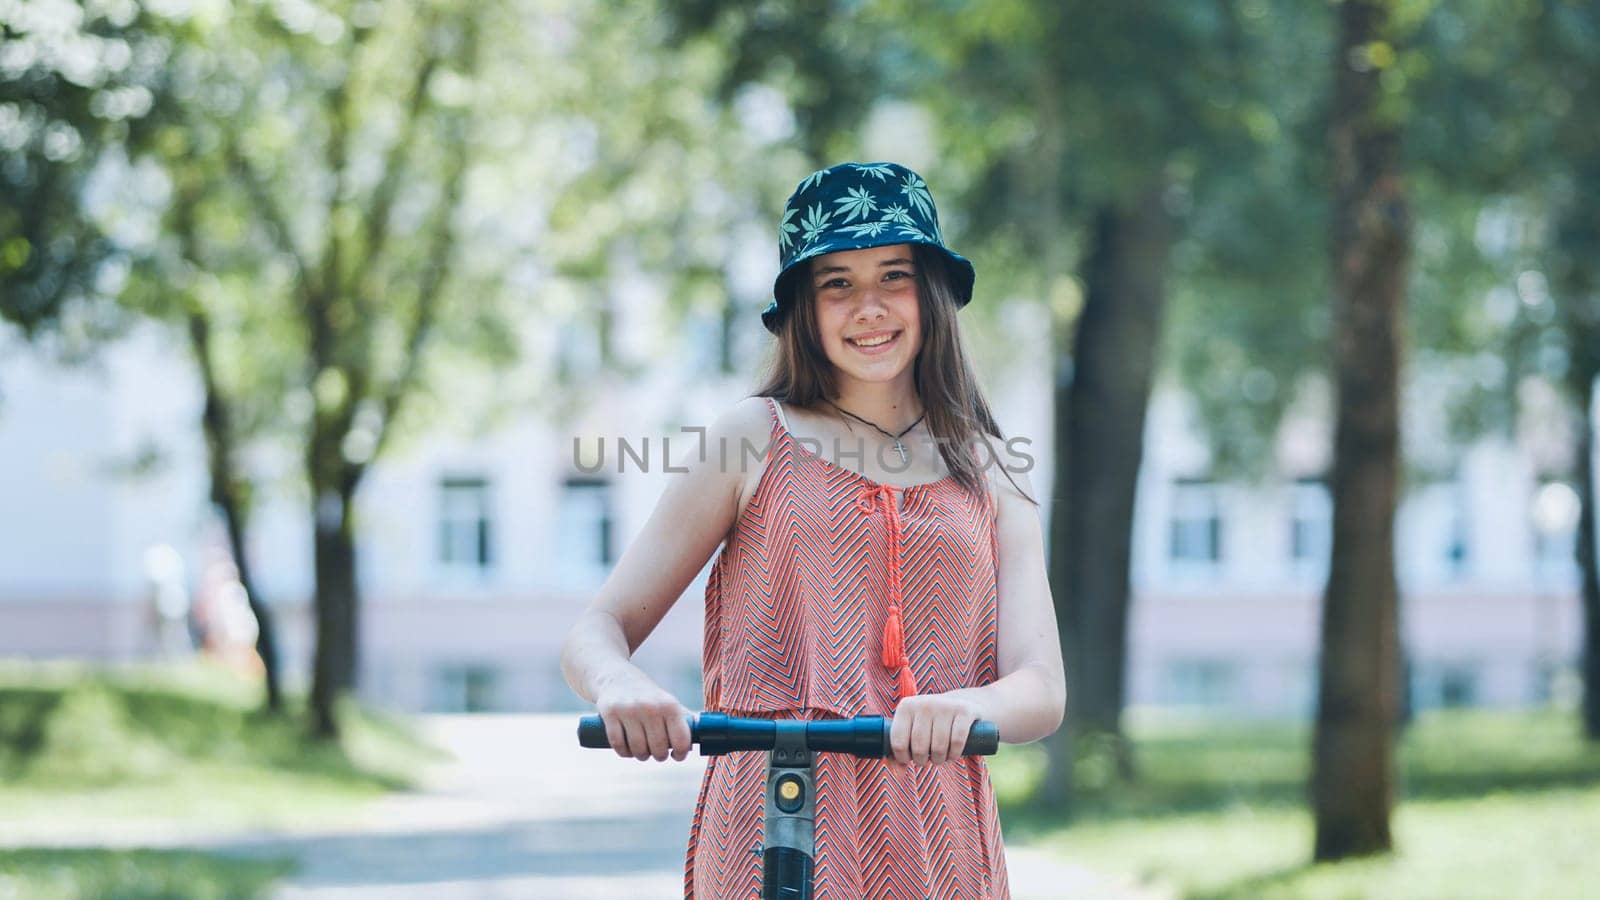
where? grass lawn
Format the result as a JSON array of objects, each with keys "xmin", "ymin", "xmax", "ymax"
[
  {"xmin": 0, "ymin": 849, "xmax": 293, "ymax": 900},
  {"xmin": 0, "ymin": 660, "xmax": 443, "ymax": 898},
  {"xmin": 992, "ymin": 709, "xmax": 1600, "ymax": 900}
]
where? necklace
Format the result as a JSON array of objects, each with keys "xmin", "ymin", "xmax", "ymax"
[{"xmin": 826, "ymin": 400, "xmax": 925, "ymax": 465}]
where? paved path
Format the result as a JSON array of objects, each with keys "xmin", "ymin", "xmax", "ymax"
[{"xmin": 24, "ymin": 714, "xmax": 1165, "ymax": 898}]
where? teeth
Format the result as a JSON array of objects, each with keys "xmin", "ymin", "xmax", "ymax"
[{"xmin": 852, "ymin": 333, "xmax": 895, "ymax": 348}]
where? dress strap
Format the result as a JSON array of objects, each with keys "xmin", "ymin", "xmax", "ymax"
[{"xmin": 767, "ymin": 397, "xmax": 793, "ymax": 435}]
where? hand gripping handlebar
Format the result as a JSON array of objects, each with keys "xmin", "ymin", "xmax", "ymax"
[{"xmin": 577, "ymin": 712, "xmax": 999, "ymax": 758}]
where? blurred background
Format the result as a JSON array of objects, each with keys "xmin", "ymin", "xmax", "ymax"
[{"xmin": 2, "ymin": 0, "xmax": 1598, "ymax": 898}]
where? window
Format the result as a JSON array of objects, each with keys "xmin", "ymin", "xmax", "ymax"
[
  {"xmin": 1445, "ymin": 482, "xmax": 1470, "ymax": 579},
  {"xmin": 1165, "ymin": 659, "xmax": 1237, "ymax": 708},
  {"xmin": 684, "ymin": 305, "xmax": 738, "ymax": 376},
  {"xmin": 1289, "ymin": 477, "xmax": 1332, "ymax": 570},
  {"xmin": 555, "ymin": 476, "xmax": 614, "ymax": 586},
  {"xmin": 1439, "ymin": 667, "xmax": 1478, "ymax": 708},
  {"xmin": 1170, "ymin": 478, "xmax": 1222, "ymax": 564},
  {"xmin": 438, "ymin": 475, "xmax": 493, "ymax": 570},
  {"xmin": 428, "ymin": 663, "xmax": 501, "ymax": 713},
  {"xmin": 555, "ymin": 317, "xmax": 604, "ymax": 380},
  {"xmin": 1409, "ymin": 661, "xmax": 1481, "ymax": 711}
]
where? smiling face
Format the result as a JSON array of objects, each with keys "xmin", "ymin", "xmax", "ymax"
[{"xmin": 808, "ymin": 243, "xmax": 923, "ymax": 389}]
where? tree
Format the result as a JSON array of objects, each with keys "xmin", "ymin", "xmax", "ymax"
[
  {"xmin": 1524, "ymin": 0, "xmax": 1600, "ymax": 741},
  {"xmin": 1552, "ymin": 167, "xmax": 1600, "ymax": 741},
  {"xmin": 1, "ymin": 1, "xmax": 294, "ymax": 711},
  {"xmin": 106, "ymin": 0, "xmax": 498, "ymax": 737},
  {"xmin": 0, "ymin": 2, "xmax": 166, "ymax": 341},
  {"xmin": 1311, "ymin": 0, "xmax": 1418, "ymax": 861},
  {"xmin": 120, "ymin": 131, "xmax": 302, "ymax": 715},
  {"xmin": 240, "ymin": 3, "xmax": 480, "ymax": 738},
  {"xmin": 913, "ymin": 0, "xmax": 1300, "ymax": 804}
]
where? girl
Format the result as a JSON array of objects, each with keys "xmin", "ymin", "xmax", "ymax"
[{"xmin": 561, "ymin": 161, "xmax": 1065, "ymax": 898}]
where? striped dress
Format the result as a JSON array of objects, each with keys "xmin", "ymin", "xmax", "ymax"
[{"xmin": 686, "ymin": 397, "xmax": 1010, "ymax": 899}]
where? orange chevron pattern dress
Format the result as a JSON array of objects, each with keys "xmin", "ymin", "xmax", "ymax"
[{"xmin": 685, "ymin": 398, "xmax": 1010, "ymax": 899}]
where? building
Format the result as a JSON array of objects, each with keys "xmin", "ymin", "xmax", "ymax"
[{"xmin": 0, "ymin": 308, "xmax": 1589, "ymax": 719}]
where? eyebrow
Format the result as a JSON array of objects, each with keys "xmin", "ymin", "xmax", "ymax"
[{"xmin": 812, "ymin": 258, "xmax": 915, "ymax": 280}]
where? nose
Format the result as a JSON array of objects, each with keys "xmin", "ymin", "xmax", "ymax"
[{"xmin": 854, "ymin": 286, "xmax": 889, "ymax": 321}]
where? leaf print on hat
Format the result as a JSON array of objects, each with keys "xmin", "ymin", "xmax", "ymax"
[
  {"xmin": 880, "ymin": 203, "xmax": 915, "ymax": 227},
  {"xmin": 850, "ymin": 163, "xmax": 895, "ymax": 181},
  {"xmin": 778, "ymin": 207, "xmax": 801, "ymax": 253},
  {"xmin": 841, "ymin": 220, "xmax": 891, "ymax": 238},
  {"xmin": 797, "ymin": 168, "xmax": 828, "ymax": 193},
  {"xmin": 799, "ymin": 203, "xmax": 833, "ymax": 244},
  {"xmin": 900, "ymin": 172, "xmax": 934, "ymax": 218},
  {"xmin": 895, "ymin": 223, "xmax": 934, "ymax": 243},
  {"xmin": 833, "ymin": 186, "xmax": 878, "ymax": 223}
]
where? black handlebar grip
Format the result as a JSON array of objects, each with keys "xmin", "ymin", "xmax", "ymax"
[
  {"xmin": 962, "ymin": 720, "xmax": 1000, "ymax": 756},
  {"xmin": 577, "ymin": 714, "xmax": 610, "ymax": 748},
  {"xmin": 873, "ymin": 719, "xmax": 999, "ymax": 757},
  {"xmin": 577, "ymin": 713, "xmax": 703, "ymax": 750}
]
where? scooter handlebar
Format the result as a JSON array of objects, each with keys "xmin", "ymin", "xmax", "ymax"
[{"xmin": 577, "ymin": 712, "xmax": 1000, "ymax": 758}]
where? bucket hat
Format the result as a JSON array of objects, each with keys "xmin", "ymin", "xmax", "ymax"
[{"xmin": 762, "ymin": 161, "xmax": 975, "ymax": 334}]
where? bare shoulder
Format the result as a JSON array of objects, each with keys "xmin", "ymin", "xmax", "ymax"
[
  {"xmin": 663, "ymin": 396, "xmax": 770, "ymax": 469},
  {"xmin": 705, "ymin": 396, "xmax": 777, "ymax": 467},
  {"xmin": 699, "ymin": 396, "xmax": 778, "ymax": 520},
  {"xmin": 713, "ymin": 395, "xmax": 775, "ymax": 443}
]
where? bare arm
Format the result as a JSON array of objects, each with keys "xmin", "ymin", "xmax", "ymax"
[
  {"xmin": 891, "ymin": 443, "xmax": 1067, "ymax": 766},
  {"xmin": 560, "ymin": 397, "xmax": 769, "ymax": 761},
  {"xmin": 962, "ymin": 460, "xmax": 1067, "ymax": 740}
]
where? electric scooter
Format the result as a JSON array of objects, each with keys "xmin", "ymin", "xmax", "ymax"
[{"xmin": 578, "ymin": 712, "xmax": 1000, "ymax": 899}]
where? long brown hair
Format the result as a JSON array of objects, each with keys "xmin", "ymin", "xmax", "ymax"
[{"xmin": 754, "ymin": 245, "xmax": 1036, "ymax": 507}]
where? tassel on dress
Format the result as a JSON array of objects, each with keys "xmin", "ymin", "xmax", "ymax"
[
  {"xmin": 882, "ymin": 601, "xmax": 919, "ymax": 700},
  {"xmin": 864, "ymin": 483, "xmax": 920, "ymax": 702}
]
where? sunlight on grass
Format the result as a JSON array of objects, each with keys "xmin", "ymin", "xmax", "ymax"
[
  {"xmin": 0, "ymin": 660, "xmax": 445, "ymax": 832},
  {"xmin": 0, "ymin": 848, "xmax": 292, "ymax": 900},
  {"xmin": 995, "ymin": 709, "xmax": 1600, "ymax": 899}
]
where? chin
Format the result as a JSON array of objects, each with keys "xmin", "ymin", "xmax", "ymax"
[{"xmin": 835, "ymin": 363, "xmax": 912, "ymax": 384}]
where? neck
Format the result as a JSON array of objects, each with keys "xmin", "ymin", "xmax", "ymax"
[{"xmin": 831, "ymin": 379, "xmax": 923, "ymax": 432}]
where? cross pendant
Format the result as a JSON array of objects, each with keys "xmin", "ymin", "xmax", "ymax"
[{"xmin": 892, "ymin": 439, "xmax": 907, "ymax": 464}]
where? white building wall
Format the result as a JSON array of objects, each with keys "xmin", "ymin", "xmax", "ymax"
[
  {"xmin": 1, "ymin": 312, "xmax": 1591, "ymax": 719},
  {"xmin": 1, "ymin": 325, "xmax": 211, "ymax": 660}
]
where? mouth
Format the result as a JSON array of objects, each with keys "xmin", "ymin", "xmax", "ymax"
[{"xmin": 845, "ymin": 330, "xmax": 902, "ymax": 354}]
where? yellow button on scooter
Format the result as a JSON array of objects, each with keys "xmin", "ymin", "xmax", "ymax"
[{"xmin": 775, "ymin": 774, "xmax": 805, "ymax": 813}]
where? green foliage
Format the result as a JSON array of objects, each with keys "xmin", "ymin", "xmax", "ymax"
[
  {"xmin": 0, "ymin": 661, "xmax": 440, "ymax": 826},
  {"xmin": 661, "ymin": 0, "xmax": 900, "ymax": 163},
  {"xmin": 0, "ymin": 0, "xmax": 179, "ymax": 347},
  {"xmin": 0, "ymin": 848, "xmax": 291, "ymax": 900},
  {"xmin": 1166, "ymin": 0, "xmax": 1592, "ymax": 477}
]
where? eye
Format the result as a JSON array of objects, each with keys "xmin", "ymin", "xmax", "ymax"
[
  {"xmin": 884, "ymin": 269, "xmax": 914, "ymax": 282},
  {"xmin": 820, "ymin": 277, "xmax": 850, "ymax": 290}
]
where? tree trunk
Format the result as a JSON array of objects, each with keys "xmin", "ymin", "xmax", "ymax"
[
  {"xmin": 171, "ymin": 182, "xmax": 285, "ymax": 715},
  {"xmin": 309, "ymin": 445, "xmax": 361, "ymax": 739},
  {"xmin": 186, "ymin": 312, "xmax": 284, "ymax": 715},
  {"xmin": 1551, "ymin": 158, "xmax": 1600, "ymax": 741},
  {"xmin": 1041, "ymin": 184, "xmax": 1174, "ymax": 805},
  {"xmin": 220, "ymin": 485, "xmax": 284, "ymax": 714},
  {"xmin": 1577, "ymin": 377, "xmax": 1600, "ymax": 739},
  {"xmin": 1312, "ymin": 0, "xmax": 1409, "ymax": 862}
]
